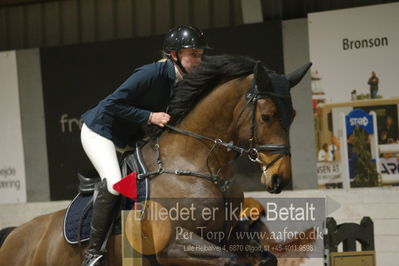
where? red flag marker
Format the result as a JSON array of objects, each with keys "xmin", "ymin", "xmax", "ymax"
[{"xmin": 113, "ymin": 171, "xmax": 137, "ymax": 200}]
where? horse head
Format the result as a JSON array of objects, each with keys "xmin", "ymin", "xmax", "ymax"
[{"xmin": 234, "ymin": 62, "xmax": 311, "ymax": 193}]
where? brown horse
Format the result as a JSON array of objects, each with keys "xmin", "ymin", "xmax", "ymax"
[{"xmin": 0, "ymin": 55, "xmax": 311, "ymax": 266}]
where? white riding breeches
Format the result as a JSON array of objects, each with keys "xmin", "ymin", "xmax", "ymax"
[{"xmin": 81, "ymin": 123, "xmax": 121, "ymax": 195}]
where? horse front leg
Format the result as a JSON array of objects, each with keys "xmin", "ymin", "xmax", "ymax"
[{"xmin": 155, "ymin": 227, "xmax": 244, "ymax": 266}]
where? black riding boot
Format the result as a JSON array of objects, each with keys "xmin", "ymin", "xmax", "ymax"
[{"xmin": 82, "ymin": 180, "xmax": 118, "ymax": 266}]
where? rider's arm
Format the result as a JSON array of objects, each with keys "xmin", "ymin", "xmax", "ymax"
[{"xmin": 105, "ymin": 67, "xmax": 156, "ymax": 124}]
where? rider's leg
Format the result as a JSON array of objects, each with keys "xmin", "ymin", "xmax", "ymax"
[
  {"xmin": 80, "ymin": 123, "xmax": 122, "ymax": 265},
  {"xmin": 81, "ymin": 123, "xmax": 122, "ymax": 195}
]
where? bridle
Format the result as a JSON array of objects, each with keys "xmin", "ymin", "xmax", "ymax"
[
  {"xmin": 138, "ymin": 70, "xmax": 291, "ymax": 192},
  {"xmin": 242, "ymin": 80, "xmax": 291, "ymax": 170}
]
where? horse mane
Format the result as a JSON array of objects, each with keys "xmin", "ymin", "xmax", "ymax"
[
  {"xmin": 143, "ymin": 54, "xmax": 262, "ymax": 137},
  {"xmin": 168, "ymin": 54, "xmax": 258, "ymax": 125},
  {"xmin": 143, "ymin": 55, "xmax": 260, "ymax": 136}
]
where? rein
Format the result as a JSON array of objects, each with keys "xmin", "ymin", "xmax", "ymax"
[
  {"xmin": 137, "ymin": 74, "xmax": 291, "ymax": 192},
  {"xmin": 137, "ymin": 135, "xmax": 231, "ymax": 191}
]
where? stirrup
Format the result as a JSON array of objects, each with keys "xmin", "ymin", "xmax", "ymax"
[{"xmin": 82, "ymin": 250, "xmax": 104, "ymax": 266}]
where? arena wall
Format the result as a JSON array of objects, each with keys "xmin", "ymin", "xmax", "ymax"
[
  {"xmin": 1, "ymin": 187, "xmax": 397, "ymax": 265},
  {"xmin": 247, "ymin": 186, "xmax": 399, "ymax": 266},
  {"xmin": 282, "ymin": 18, "xmax": 318, "ymax": 190}
]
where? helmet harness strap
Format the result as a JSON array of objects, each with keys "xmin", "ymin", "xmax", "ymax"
[{"xmin": 171, "ymin": 49, "xmax": 187, "ymax": 74}]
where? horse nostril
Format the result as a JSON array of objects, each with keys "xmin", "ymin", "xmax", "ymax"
[
  {"xmin": 271, "ymin": 174, "xmax": 285, "ymax": 193},
  {"xmin": 272, "ymin": 174, "xmax": 281, "ymax": 187}
]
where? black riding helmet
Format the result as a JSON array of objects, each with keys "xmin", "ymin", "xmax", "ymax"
[
  {"xmin": 163, "ymin": 25, "xmax": 211, "ymax": 73},
  {"xmin": 163, "ymin": 25, "xmax": 211, "ymax": 52}
]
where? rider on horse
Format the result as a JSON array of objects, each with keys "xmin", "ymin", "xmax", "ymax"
[{"xmin": 80, "ymin": 25, "xmax": 211, "ymax": 266}]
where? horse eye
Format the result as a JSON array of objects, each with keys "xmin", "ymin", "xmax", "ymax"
[{"xmin": 262, "ymin": 114, "xmax": 272, "ymax": 122}]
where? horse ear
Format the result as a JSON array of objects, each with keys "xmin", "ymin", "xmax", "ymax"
[
  {"xmin": 254, "ymin": 61, "xmax": 272, "ymax": 92},
  {"xmin": 286, "ymin": 62, "xmax": 312, "ymax": 88}
]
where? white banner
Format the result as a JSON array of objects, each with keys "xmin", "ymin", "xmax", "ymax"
[
  {"xmin": 380, "ymin": 157, "xmax": 399, "ymax": 175},
  {"xmin": 0, "ymin": 51, "xmax": 27, "ymax": 203},
  {"xmin": 317, "ymin": 162, "xmax": 342, "ymax": 185},
  {"xmin": 308, "ymin": 2, "xmax": 399, "ymax": 103}
]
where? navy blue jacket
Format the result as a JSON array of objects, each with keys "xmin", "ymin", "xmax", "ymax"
[{"xmin": 82, "ymin": 60, "xmax": 175, "ymax": 148}]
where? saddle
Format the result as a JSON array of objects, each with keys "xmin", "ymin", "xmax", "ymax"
[
  {"xmin": 63, "ymin": 144, "xmax": 149, "ymax": 245},
  {"xmin": 77, "ymin": 169, "xmax": 101, "ymax": 196}
]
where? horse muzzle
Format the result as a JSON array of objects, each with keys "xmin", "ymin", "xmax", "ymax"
[{"xmin": 261, "ymin": 164, "xmax": 289, "ymax": 194}]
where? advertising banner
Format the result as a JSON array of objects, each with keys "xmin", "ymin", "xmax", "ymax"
[
  {"xmin": 345, "ymin": 109, "xmax": 374, "ymax": 135},
  {"xmin": 0, "ymin": 51, "xmax": 27, "ymax": 203},
  {"xmin": 308, "ymin": 3, "xmax": 399, "ymax": 188}
]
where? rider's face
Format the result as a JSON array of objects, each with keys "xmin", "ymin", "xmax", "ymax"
[{"xmin": 172, "ymin": 48, "xmax": 204, "ymax": 73}]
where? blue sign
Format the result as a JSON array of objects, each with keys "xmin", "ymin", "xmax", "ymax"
[{"xmin": 345, "ymin": 109, "xmax": 374, "ymax": 135}]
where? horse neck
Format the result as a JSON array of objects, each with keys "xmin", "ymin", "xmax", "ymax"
[
  {"xmin": 154, "ymin": 75, "xmax": 252, "ymax": 177},
  {"xmin": 179, "ymin": 77, "xmax": 250, "ymax": 142}
]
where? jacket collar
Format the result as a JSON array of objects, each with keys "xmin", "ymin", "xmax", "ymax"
[{"xmin": 166, "ymin": 59, "xmax": 177, "ymax": 82}]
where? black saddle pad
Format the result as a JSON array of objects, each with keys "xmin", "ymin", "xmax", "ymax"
[
  {"xmin": 63, "ymin": 178, "xmax": 149, "ymax": 244},
  {"xmin": 63, "ymin": 145, "xmax": 149, "ymax": 245},
  {"xmin": 63, "ymin": 193, "xmax": 93, "ymax": 244}
]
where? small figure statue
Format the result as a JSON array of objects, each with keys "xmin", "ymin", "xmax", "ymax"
[{"xmin": 367, "ymin": 71, "xmax": 379, "ymax": 99}]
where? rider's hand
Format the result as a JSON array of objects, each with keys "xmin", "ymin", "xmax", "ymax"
[{"xmin": 149, "ymin": 112, "xmax": 170, "ymax": 127}]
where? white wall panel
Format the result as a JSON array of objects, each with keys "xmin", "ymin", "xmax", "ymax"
[
  {"xmin": 282, "ymin": 18, "xmax": 318, "ymax": 190},
  {"xmin": 0, "ymin": 51, "xmax": 27, "ymax": 203},
  {"xmin": 16, "ymin": 49, "xmax": 50, "ymax": 202}
]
